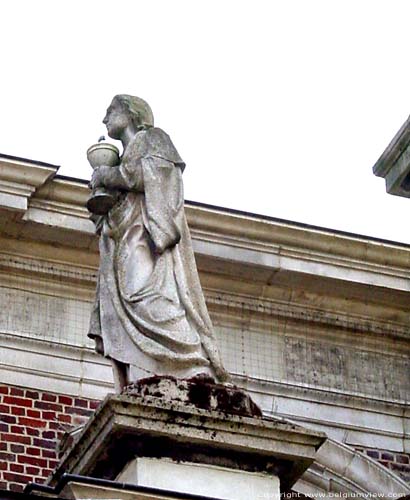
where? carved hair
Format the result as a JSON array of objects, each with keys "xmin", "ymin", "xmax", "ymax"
[{"xmin": 114, "ymin": 94, "xmax": 154, "ymax": 129}]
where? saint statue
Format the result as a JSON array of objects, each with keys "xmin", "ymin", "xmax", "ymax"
[{"xmin": 87, "ymin": 95, "xmax": 229, "ymax": 391}]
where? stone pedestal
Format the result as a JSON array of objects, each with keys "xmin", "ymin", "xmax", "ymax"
[
  {"xmin": 49, "ymin": 378, "xmax": 326, "ymax": 500},
  {"xmin": 117, "ymin": 457, "xmax": 279, "ymax": 499}
]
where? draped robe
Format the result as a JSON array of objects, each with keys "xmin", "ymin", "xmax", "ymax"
[{"xmin": 88, "ymin": 127, "xmax": 227, "ymax": 381}]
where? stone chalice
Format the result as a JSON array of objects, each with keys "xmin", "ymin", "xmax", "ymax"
[{"xmin": 86, "ymin": 140, "xmax": 120, "ymax": 215}]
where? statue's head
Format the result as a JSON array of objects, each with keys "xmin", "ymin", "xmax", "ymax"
[
  {"xmin": 103, "ymin": 95, "xmax": 154, "ymax": 140},
  {"xmin": 115, "ymin": 94, "xmax": 154, "ymax": 128}
]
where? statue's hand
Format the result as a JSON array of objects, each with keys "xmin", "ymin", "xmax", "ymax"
[{"xmin": 90, "ymin": 165, "xmax": 112, "ymax": 189}]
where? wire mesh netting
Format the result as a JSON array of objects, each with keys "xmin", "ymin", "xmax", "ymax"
[
  {"xmin": 1, "ymin": 253, "xmax": 409, "ymax": 402},
  {"xmin": 0, "ymin": 254, "xmax": 95, "ymax": 348},
  {"xmin": 210, "ymin": 294, "xmax": 410, "ymax": 403}
]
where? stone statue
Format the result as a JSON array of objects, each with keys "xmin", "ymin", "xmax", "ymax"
[{"xmin": 87, "ymin": 95, "xmax": 229, "ymax": 391}]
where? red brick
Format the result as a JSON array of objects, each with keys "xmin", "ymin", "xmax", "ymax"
[
  {"xmin": 27, "ymin": 409, "xmax": 41, "ymax": 418},
  {"xmin": 10, "ymin": 406, "xmax": 25, "ymax": 416},
  {"xmin": 40, "ymin": 468, "xmax": 53, "ymax": 477},
  {"xmin": 0, "ymin": 423, "xmax": 9, "ymax": 432},
  {"xmin": 26, "ymin": 427, "xmax": 39, "ymax": 436},
  {"xmin": 42, "ymin": 393, "xmax": 57, "ymax": 403},
  {"xmin": 57, "ymin": 414, "xmax": 71, "ymax": 424},
  {"xmin": 10, "ymin": 444, "xmax": 24, "ymax": 453},
  {"xmin": 396, "ymin": 454, "xmax": 410, "ymax": 464},
  {"xmin": 0, "ymin": 461, "xmax": 7, "ymax": 470},
  {"xmin": 366, "ymin": 450, "xmax": 379, "ymax": 459},
  {"xmin": 9, "ymin": 483, "xmax": 24, "ymax": 492},
  {"xmin": 1, "ymin": 433, "xmax": 30, "ymax": 445},
  {"xmin": 0, "ymin": 442, "xmax": 7, "ymax": 451},
  {"xmin": 26, "ymin": 466, "xmax": 40, "ymax": 475},
  {"xmin": 18, "ymin": 417, "xmax": 47, "ymax": 429},
  {"xmin": 3, "ymin": 396, "xmax": 32, "ymax": 408},
  {"xmin": 25, "ymin": 391, "xmax": 39, "ymax": 400},
  {"xmin": 4, "ymin": 471, "xmax": 33, "ymax": 483},
  {"xmin": 48, "ymin": 459, "xmax": 59, "ymax": 469},
  {"xmin": 0, "ymin": 404, "xmax": 10, "ymax": 413},
  {"xmin": 89, "ymin": 400, "xmax": 101, "ymax": 410},
  {"xmin": 10, "ymin": 425, "xmax": 25, "ymax": 434},
  {"xmin": 42, "ymin": 430, "xmax": 56, "ymax": 439},
  {"xmin": 42, "ymin": 411, "xmax": 56, "ymax": 420},
  {"xmin": 41, "ymin": 449, "xmax": 55, "ymax": 459},
  {"xmin": 10, "ymin": 388, "xmax": 24, "ymax": 397},
  {"xmin": 381, "ymin": 452, "xmax": 394, "ymax": 461},
  {"xmin": 0, "ymin": 451, "xmax": 16, "ymax": 461},
  {"xmin": 33, "ymin": 438, "xmax": 56, "ymax": 450},
  {"xmin": 74, "ymin": 398, "xmax": 88, "ymax": 409},
  {"xmin": 26, "ymin": 447, "xmax": 41, "ymax": 456},
  {"xmin": 17, "ymin": 455, "xmax": 48, "ymax": 468},
  {"xmin": 34, "ymin": 401, "xmax": 62, "ymax": 412},
  {"xmin": 9, "ymin": 464, "xmax": 24, "ymax": 473},
  {"xmin": 391, "ymin": 462, "xmax": 410, "ymax": 472},
  {"xmin": 58, "ymin": 395, "xmax": 73, "ymax": 406},
  {"xmin": 1, "ymin": 415, "xmax": 16, "ymax": 424},
  {"xmin": 0, "ymin": 387, "xmax": 9, "ymax": 394}
]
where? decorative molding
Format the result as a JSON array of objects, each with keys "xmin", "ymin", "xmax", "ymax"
[
  {"xmin": 0, "ymin": 156, "xmax": 57, "ymax": 212},
  {"xmin": 239, "ymin": 376, "xmax": 410, "ymax": 453},
  {"xmin": 23, "ymin": 178, "xmax": 94, "ymax": 233},
  {"xmin": 242, "ymin": 376, "xmax": 410, "ymax": 416},
  {"xmin": 0, "ymin": 333, "xmax": 113, "ymax": 399},
  {"xmin": 296, "ymin": 438, "xmax": 410, "ymax": 496},
  {"xmin": 0, "ymin": 168, "xmax": 408, "ymax": 300},
  {"xmin": 186, "ymin": 204, "xmax": 410, "ymax": 270},
  {"xmin": 373, "ymin": 114, "xmax": 410, "ymax": 198},
  {"xmin": 206, "ymin": 290, "xmax": 410, "ymax": 344},
  {"xmin": 1, "ymin": 246, "xmax": 409, "ymax": 344}
]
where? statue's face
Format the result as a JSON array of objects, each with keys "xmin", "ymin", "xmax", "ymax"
[{"xmin": 103, "ymin": 99, "xmax": 129, "ymax": 140}]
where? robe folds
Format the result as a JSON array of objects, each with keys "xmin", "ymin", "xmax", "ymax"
[{"xmin": 88, "ymin": 127, "xmax": 228, "ymax": 382}]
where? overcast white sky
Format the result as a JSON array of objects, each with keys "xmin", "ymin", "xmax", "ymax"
[{"xmin": 2, "ymin": 1, "xmax": 410, "ymax": 243}]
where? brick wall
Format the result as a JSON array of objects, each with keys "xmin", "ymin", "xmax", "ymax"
[
  {"xmin": 0, "ymin": 385, "xmax": 100, "ymax": 493},
  {"xmin": 356, "ymin": 447, "xmax": 410, "ymax": 484}
]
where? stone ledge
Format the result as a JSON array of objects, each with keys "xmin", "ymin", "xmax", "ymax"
[{"xmin": 0, "ymin": 156, "xmax": 57, "ymax": 212}]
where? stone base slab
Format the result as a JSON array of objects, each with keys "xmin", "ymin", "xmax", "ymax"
[{"xmin": 123, "ymin": 375, "xmax": 262, "ymax": 418}]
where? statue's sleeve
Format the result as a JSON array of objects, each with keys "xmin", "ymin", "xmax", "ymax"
[
  {"xmin": 141, "ymin": 156, "xmax": 184, "ymax": 254},
  {"xmin": 118, "ymin": 159, "xmax": 143, "ymax": 191}
]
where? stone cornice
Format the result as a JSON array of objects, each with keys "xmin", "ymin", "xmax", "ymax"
[
  {"xmin": 26, "ymin": 176, "xmax": 410, "ymax": 275},
  {"xmin": 372, "ymin": 115, "xmax": 410, "ymax": 198},
  {"xmin": 1, "ymin": 158, "xmax": 410, "ymax": 269},
  {"xmin": 2, "ymin": 168, "xmax": 407, "ymax": 271},
  {"xmin": 1, "ymin": 166, "xmax": 410, "ymax": 300},
  {"xmin": 0, "ymin": 155, "xmax": 58, "ymax": 212},
  {"xmin": 187, "ymin": 203, "xmax": 410, "ymax": 270},
  {"xmin": 23, "ymin": 177, "xmax": 94, "ymax": 233},
  {"xmin": 373, "ymin": 115, "xmax": 410, "ymax": 178}
]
